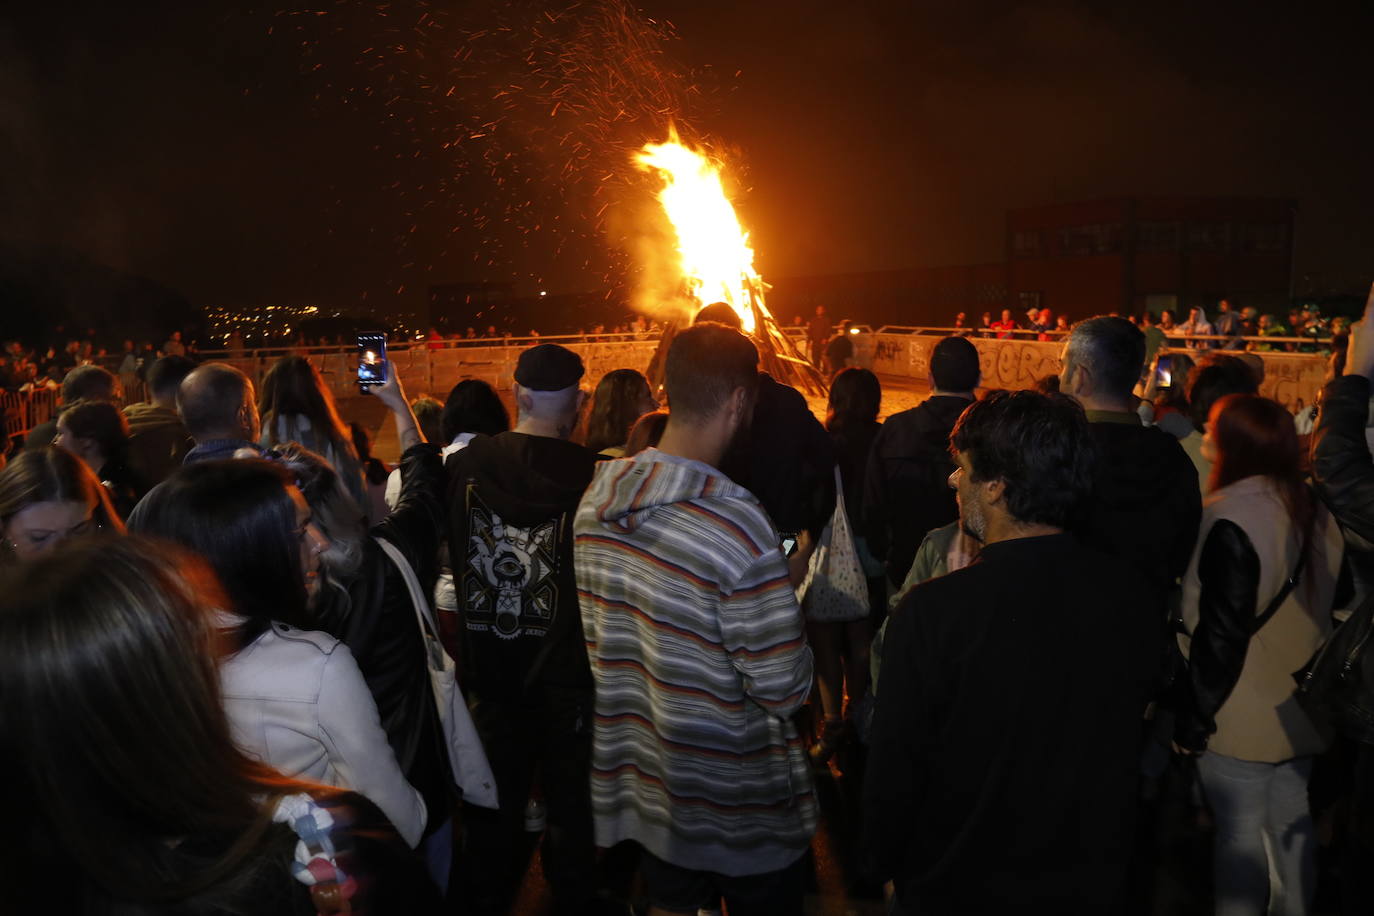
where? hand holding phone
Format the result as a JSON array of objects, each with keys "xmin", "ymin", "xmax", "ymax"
[{"xmin": 358, "ymin": 333, "xmax": 388, "ymax": 394}]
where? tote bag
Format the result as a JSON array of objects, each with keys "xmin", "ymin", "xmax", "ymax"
[
  {"xmin": 375, "ymin": 537, "xmax": 499, "ymax": 810},
  {"xmin": 797, "ymin": 467, "xmax": 870, "ymax": 622}
]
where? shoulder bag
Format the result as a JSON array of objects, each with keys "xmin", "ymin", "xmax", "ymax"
[{"xmin": 375, "ymin": 536, "xmax": 499, "ymax": 810}]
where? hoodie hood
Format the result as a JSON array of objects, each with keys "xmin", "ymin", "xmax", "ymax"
[
  {"xmin": 448, "ymin": 431, "xmax": 599, "ymax": 529},
  {"xmin": 1088, "ymin": 420, "xmax": 1192, "ymax": 509},
  {"xmin": 584, "ymin": 448, "xmax": 758, "ymax": 536}
]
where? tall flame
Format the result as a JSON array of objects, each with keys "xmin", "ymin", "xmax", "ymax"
[{"xmin": 636, "ymin": 135, "xmax": 760, "ymax": 333}]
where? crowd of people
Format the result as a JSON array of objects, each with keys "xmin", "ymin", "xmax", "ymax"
[
  {"xmin": 946, "ymin": 298, "xmax": 1352, "ymax": 354},
  {"xmin": 0, "ymin": 331, "xmax": 198, "ymax": 396},
  {"xmin": 2, "ymin": 294, "xmax": 1373, "ymax": 916}
]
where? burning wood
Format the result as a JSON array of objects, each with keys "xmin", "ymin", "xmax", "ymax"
[{"xmin": 636, "ymin": 133, "xmax": 828, "ymax": 397}]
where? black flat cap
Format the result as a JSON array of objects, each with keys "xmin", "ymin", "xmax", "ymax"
[{"xmin": 514, "ymin": 343, "xmax": 585, "ymax": 391}]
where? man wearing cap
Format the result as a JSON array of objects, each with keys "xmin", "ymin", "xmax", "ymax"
[{"xmin": 446, "ymin": 342, "xmax": 599, "ymax": 915}]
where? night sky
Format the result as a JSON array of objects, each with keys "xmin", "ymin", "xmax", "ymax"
[{"xmin": 2, "ymin": 0, "xmax": 1371, "ymax": 320}]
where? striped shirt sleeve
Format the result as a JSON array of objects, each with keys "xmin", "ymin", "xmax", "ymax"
[{"xmin": 718, "ymin": 549, "xmax": 813, "ymax": 716}]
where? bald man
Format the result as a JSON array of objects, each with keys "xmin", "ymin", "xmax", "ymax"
[{"xmin": 178, "ymin": 362, "xmax": 264, "ymax": 463}]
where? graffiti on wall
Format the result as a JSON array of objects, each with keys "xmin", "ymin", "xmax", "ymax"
[
  {"xmin": 867, "ymin": 334, "xmax": 1326, "ymax": 408},
  {"xmin": 972, "ymin": 339, "xmax": 1063, "ymax": 391},
  {"xmin": 1256, "ymin": 354, "xmax": 1328, "ymax": 410}
]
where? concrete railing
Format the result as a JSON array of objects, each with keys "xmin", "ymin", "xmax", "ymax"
[
  {"xmin": 197, "ymin": 334, "xmax": 663, "ymax": 404},
  {"xmin": 194, "ymin": 326, "xmax": 1328, "ymax": 413},
  {"xmin": 867, "ymin": 331, "xmax": 1327, "ymax": 410}
]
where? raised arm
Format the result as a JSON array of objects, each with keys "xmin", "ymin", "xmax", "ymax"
[{"xmin": 1312, "ymin": 283, "xmax": 1374, "ymax": 547}]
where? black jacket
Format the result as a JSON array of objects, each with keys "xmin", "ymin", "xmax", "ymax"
[
  {"xmin": 862, "ymin": 395, "xmax": 970, "ymax": 585},
  {"xmin": 864, "ymin": 533, "xmax": 1158, "ymax": 913},
  {"xmin": 312, "ymin": 443, "xmax": 452, "ymax": 829},
  {"xmin": 445, "ymin": 432, "xmax": 599, "ymax": 699},
  {"xmin": 719, "ymin": 372, "xmax": 835, "ymax": 539},
  {"xmin": 1173, "ymin": 520, "xmax": 1260, "ymax": 751},
  {"xmin": 1079, "ymin": 413, "xmax": 1201, "ymax": 597},
  {"xmin": 1310, "ymin": 374, "xmax": 1374, "ymax": 741}
]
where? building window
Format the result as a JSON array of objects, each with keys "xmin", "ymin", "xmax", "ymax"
[
  {"xmin": 1013, "ymin": 230, "xmax": 1042, "ymax": 258},
  {"xmin": 1137, "ymin": 221, "xmax": 1180, "ymax": 252},
  {"xmin": 1058, "ymin": 223, "xmax": 1122, "ymax": 256},
  {"xmin": 1187, "ymin": 222, "xmax": 1231, "ymax": 252},
  {"xmin": 1236, "ymin": 223, "xmax": 1287, "ymax": 254}
]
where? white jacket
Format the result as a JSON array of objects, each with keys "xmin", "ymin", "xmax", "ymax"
[{"xmin": 219, "ymin": 620, "xmax": 427, "ymax": 846}]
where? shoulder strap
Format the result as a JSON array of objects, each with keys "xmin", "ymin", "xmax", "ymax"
[
  {"xmin": 1250, "ymin": 528, "xmax": 1311, "ymax": 636},
  {"xmin": 374, "ymin": 536, "xmax": 440, "ymax": 644}
]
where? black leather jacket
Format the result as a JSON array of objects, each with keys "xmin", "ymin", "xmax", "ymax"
[
  {"xmin": 1311, "ymin": 374, "xmax": 1374, "ymax": 740},
  {"xmin": 314, "ymin": 443, "xmax": 451, "ymax": 832}
]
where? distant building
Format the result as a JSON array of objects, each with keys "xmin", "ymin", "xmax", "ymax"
[
  {"xmin": 769, "ymin": 196, "xmax": 1296, "ymax": 327},
  {"xmin": 1007, "ymin": 196, "xmax": 1296, "ymax": 319},
  {"xmin": 768, "ymin": 263, "xmax": 1007, "ymax": 327}
]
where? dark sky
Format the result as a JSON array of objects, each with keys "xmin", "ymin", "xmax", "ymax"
[{"xmin": 2, "ymin": 0, "xmax": 1371, "ymax": 318}]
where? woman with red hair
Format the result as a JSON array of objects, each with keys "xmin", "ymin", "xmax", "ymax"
[{"xmin": 1174, "ymin": 394, "xmax": 1345, "ymax": 915}]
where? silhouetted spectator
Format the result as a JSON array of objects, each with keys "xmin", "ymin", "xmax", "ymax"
[
  {"xmin": 864, "ymin": 336, "xmax": 979, "ymax": 586},
  {"xmin": 258, "ymin": 356, "xmax": 368, "ymax": 521},
  {"xmin": 585, "ymin": 368, "xmax": 657, "ymax": 457},
  {"xmin": 865, "ymin": 391, "xmax": 1158, "ymax": 913},
  {"xmin": 55, "ymin": 400, "xmax": 138, "ymax": 520},
  {"xmin": 694, "ymin": 303, "xmax": 836, "ymax": 542},
  {"xmin": 24, "ymin": 364, "xmax": 122, "ymax": 451},
  {"xmin": 1182, "ymin": 355, "xmax": 1260, "ymax": 494},
  {"xmin": 179, "ymin": 362, "xmax": 263, "ymax": 463},
  {"xmin": 123, "ymin": 355, "xmax": 195, "ymax": 493}
]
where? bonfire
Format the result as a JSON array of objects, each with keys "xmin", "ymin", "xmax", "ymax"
[{"xmin": 636, "ymin": 133, "xmax": 827, "ymax": 396}]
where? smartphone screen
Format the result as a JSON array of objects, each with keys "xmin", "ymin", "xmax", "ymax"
[
  {"xmin": 358, "ymin": 333, "xmax": 388, "ymax": 392},
  {"xmin": 780, "ymin": 535, "xmax": 799, "ymax": 557},
  {"xmin": 1155, "ymin": 354, "xmax": 1173, "ymax": 388}
]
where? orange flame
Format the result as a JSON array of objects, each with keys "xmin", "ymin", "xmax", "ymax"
[{"xmin": 636, "ymin": 134, "xmax": 760, "ymax": 334}]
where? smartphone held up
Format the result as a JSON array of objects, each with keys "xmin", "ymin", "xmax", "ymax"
[
  {"xmin": 1154, "ymin": 354, "xmax": 1173, "ymax": 389},
  {"xmin": 357, "ymin": 333, "xmax": 388, "ymax": 394}
]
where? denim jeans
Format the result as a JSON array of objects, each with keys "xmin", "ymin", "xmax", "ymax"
[{"xmin": 1197, "ymin": 751, "xmax": 1315, "ymax": 916}]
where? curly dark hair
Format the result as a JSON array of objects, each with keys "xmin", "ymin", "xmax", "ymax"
[{"xmin": 950, "ymin": 389, "xmax": 1096, "ymax": 529}]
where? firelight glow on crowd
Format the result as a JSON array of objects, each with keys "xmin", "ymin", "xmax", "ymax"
[{"xmin": 2, "ymin": 128, "xmax": 1373, "ymax": 916}]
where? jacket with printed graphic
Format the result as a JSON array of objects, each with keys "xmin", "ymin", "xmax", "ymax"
[{"xmin": 445, "ymin": 431, "xmax": 599, "ymax": 701}]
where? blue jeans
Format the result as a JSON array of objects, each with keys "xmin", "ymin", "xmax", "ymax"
[{"xmin": 1197, "ymin": 751, "xmax": 1315, "ymax": 916}]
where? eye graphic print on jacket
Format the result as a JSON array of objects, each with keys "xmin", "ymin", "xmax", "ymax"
[{"xmin": 463, "ymin": 487, "xmax": 559, "ymax": 640}]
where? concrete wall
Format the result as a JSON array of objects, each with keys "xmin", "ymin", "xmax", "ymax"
[
  {"xmin": 209, "ymin": 339, "xmax": 662, "ymax": 403},
  {"xmin": 209, "ymin": 332, "xmax": 1324, "ymax": 414},
  {"xmin": 869, "ymin": 332, "xmax": 1324, "ymax": 410}
]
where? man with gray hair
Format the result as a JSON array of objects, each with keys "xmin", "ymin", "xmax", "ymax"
[
  {"xmin": 445, "ymin": 342, "xmax": 598, "ymax": 915},
  {"xmin": 1060, "ymin": 316, "xmax": 1200, "ymax": 601},
  {"xmin": 178, "ymin": 362, "xmax": 263, "ymax": 464}
]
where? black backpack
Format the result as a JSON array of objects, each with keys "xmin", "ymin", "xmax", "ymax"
[{"xmin": 1295, "ymin": 589, "xmax": 1374, "ymax": 745}]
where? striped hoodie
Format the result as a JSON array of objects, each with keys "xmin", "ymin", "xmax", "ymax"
[{"xmin": 574, "ymin": 448, "xmax": 816, "ymax": 876}]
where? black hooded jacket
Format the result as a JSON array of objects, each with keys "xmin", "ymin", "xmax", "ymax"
[
  {"xmin": 445, "ymin": 431, "xmax": 600, "ymax": 700},
  {"xmin": 1078, "ymin": 411, "xmax": 1201, "ymax": 597},
  {"xmin": 862, "ymin": 395, "xmax": 971, "ymax": 585}
]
